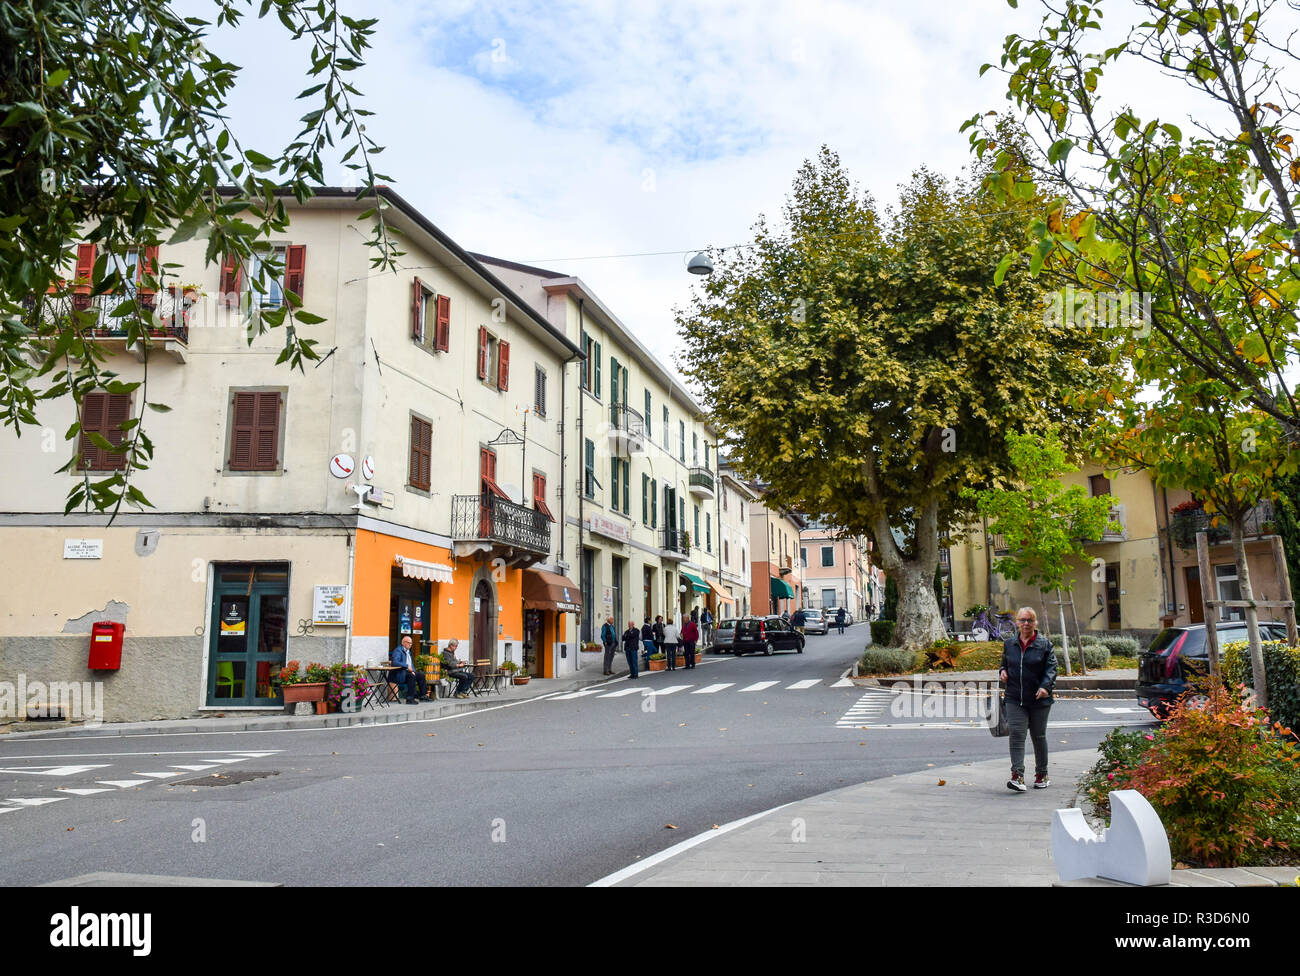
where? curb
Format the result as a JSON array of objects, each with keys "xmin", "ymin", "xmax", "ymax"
[{"xmin": 0, "ymin": 664, "xmax": 628, "ymax": 740}]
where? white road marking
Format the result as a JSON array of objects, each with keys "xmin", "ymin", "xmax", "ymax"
[
  {"xmin": 550, "ymin": 688, "xmax": 607, "ymax": 701},
  {"xmin": 786, "ymin": 679, "xmax": 821, "ymax": 690},
  {"xmin": 0, "ymin": 764, "xmax": 112, "ymax": 777},
  {"xmin": 169, "ymin": 764, "xmax": 222, "ymax": 771},
  {"xmin": 1096, "ymin": 706, "xmax": 1147, "ymax": 714},
  {"xmin": 598, "ymin": 687, "xmax": 647, "ymax": 698},
  {"xmin": 134, "ymin": 772, "xmax": 181, "ymax": 779},
  {"xmin": 645, "ymin": 685, "xmax": 691, "ymax": 697},
  {"xmin": 96, "ymin": 779, "xmax": 149, "ymax": 788},
  {"xmin": 3, "ymin": 796, "xmax": 67, "ymax": 806},
  {"xmin": 738, "ymin": 681, "xmax": 778, "ymax": 692},
  {"xmin": 691, "ymin": 684, "xmax": 734, "ymax": 694},
  {"xmin": 56, "ymin": 788, "xmax": 114, "ymax": 796},
  {"xmin": 0, "ymin": 807, "xmax": 20, "ymax": 814}
]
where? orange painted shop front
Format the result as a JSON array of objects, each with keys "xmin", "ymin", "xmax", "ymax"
[{"xmin": 349, "ymin": 529, "xmax": 524, "ymax": 667}]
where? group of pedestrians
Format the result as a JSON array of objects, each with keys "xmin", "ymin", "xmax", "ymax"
[{"xmin": 601, "ymin": 607, "xmax": 712, "ymax": 679}]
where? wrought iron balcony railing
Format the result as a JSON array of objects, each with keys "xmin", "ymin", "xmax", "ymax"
[
  {"xmin": 661, "ymin": 527, "xmax": 689, "ymax": 557},
  {"xmin": 608, "ymin": 403, "xmax": 645, "ymax": 442},
  {"xmin": 688, "ymin": 466, "xmax": 715, "ymax": 496},
  {"xmin": 1170, "ymin": 501, "xmax": 1275, "ymax": 550},
  {"xmin": 62, "ymin": 291, "xmax": 191, "ymax": 345},
  {"xmin": 451, "ymin": 494, "xmax": 551, "ymax": 556}
]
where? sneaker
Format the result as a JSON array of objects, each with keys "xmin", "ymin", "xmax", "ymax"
[
  {"xmin": 1007, "ymin": 773, "xmax": 1027, "ymax": 792},
  {"xmin": 1034, "ymin": 774, "xmax": 1050, "ymax": 789}
]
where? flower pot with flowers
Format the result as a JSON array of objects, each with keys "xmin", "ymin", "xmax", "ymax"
[
  {"xmin": 329, "ymin": 663, "xmax": 369, "ymax": 713},
  {"xmin": 501, "ymin": 660, "xmax": 528, "ymax": 685},
  {"xmin": 301, "ymin": 662, "xmax": 332, "ymax": 713},
  {"xmin": 275, "ymin": 661, "xmax": 321, "ymax": 704},
  {"xmin": 647, "ymin": 652, "xmax": 666, "ymax": 672}
]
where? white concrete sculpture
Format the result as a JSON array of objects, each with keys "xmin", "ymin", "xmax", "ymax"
[{"xmin": 1052, "ymin": 790, "xmax": 1171, "ymax": 886}]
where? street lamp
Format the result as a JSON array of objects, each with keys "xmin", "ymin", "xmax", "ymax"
[{"xmin": 686, "ymin": 251, "xmax": 713, "ymax": 276}]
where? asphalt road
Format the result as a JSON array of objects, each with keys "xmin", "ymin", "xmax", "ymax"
[{"xmin": 0, "ymin": 627, "xmax": 1154, "ymax": 886}]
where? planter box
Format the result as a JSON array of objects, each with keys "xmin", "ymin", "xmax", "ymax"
[
  {"xmin": 282, "ymin": 682, "xmax": 327, "ymax": 704},
  {"xmin": 647, "ymin": 659, "xmax": 666, "ymax": 671},
  {"xmin": 513, "ymin": 675, "xmax": 530, "ymax": 685}
]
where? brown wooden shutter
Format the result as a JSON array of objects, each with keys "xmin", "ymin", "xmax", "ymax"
[
  {"xmin": 411, "ymin": 278, "xmax": 424, "ymax": 340},
  {"xmin": 435, "ymin": 294, "xmax": 450, "ymax": 352},
  {"xmin": 477, "ymin": 326, "xmax": 488, "ymax": 379},
  {"xmin": 103, "ymin": 394, "xmax": 130, "ymax": 469},
  {"xmin": 497, "ymin": 340, "xmax": 510, "ymax": 391},
  {"xmin": 409, "ymin": 416, "xmax": 432, "ymax": 490},
  {"xmin": 74, "ymin": 244, "xmax": 96, "ymax": 295},
  {"xmin": 78, "ymin": 392, "xmax": 107, "ymax": 470},
  {"xmin": 284, "ymin": 244, "xmax": 306, "ymax": 304},
  {"xmin": 220, "ymin": 253, "xmax": 241, "ymax": 307},
  {"xmin": 254, "ymin": 392, "xmax": 280, "ymax": 470},
  {"xmin": 229, "ymin": 393, "xmax": 255, "ymax": 470}
]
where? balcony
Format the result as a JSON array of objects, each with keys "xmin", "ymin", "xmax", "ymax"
[
  {"xmin": 1170, "ymin": 501, "xmax": 1275, "ymax": 551},
  {"xmin": 688, "ymin": 466, "xmax": 715, "ymax": 500},
  {"xmin": 64, "ymin": 291, "xmax": 190, "ymax": 362},
  {"xmin": 779, "ymin": 553, "xmax": 794, "ymax": 575},
  {"xmin": 661, "ymin": 527, "xmax": 689, "ymax": 561},
  {"xmin": 607, "ymin": 403, "xmax": 645, "ymax": 453},
  {"xmin": 1082, "ymin": 505, "xmax": 1127, "ymax": 545},
  {"xmin": 451, "ymin": 494, "xmax": 551, "ymax": 567}
]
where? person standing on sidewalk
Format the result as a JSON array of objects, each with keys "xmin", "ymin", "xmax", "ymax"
[
  {"xmin": 600, "ymin": 616, "xmax": 618, "ymax": 675},
  {"xmin": 999, "ymin": 606, "xmax": 1056, "ymax": 791},
  {"xmin": 681, "ymin": 614, "xmax": 699, "ymax": 669},
  {"xmin": 622, "ymin": 621, "xmax": 641, "ymax": 679},
  {"xmin": 700, "ymin": 606, "xmax": 713, "ymax": 647},
  {"xmin": 836, "ymin": 607, "xmax": 846, "ymax": 635},
  {"xmin": 661, "ymin": 616, "xmax": 681, "ymax": 671},
  {"xmin": 640, "ymin": 617, "xmax": 655, "ymax": 669},
  {"xmin": 652, "ymin": 615, "xmax": 665, "ymax": 657},
  {"xmin": 792, "ymin": 607, "xmax": 806, "ymax": 635}
]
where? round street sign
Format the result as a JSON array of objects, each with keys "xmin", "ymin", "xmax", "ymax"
[
  {"xmin": 361, "ymin": 455, "xmax": 375, "ymax": 481},
  {"xmin": 330, "ymin": 453, "xmax": 355, "ymax": 478}
]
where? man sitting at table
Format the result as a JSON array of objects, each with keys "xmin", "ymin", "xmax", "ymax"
[
  {"xmin": 440, "ymin": 639, "xmax": 474, "ymax": 699},
  {"xmin": 389, "ymin": 635, "xmax": 428, "ymax": 704}
]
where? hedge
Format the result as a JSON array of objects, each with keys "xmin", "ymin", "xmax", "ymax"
[
  {"xmin": 859, "ymin": 645, "xmax": 920, "ymax": 675},
  {"xmin": 1222, "ymin": 639, "xmax": 1300, "ymax": 734},
  {"xmin": 870, "ymin": 619, "xmax": 896, "ymax": 646}
]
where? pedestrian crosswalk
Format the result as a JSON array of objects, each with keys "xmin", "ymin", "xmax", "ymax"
[
  {"xmin": 0, "ymin": 751, "xmax": 281, "ymax": 817},
  {"xmin": 548, "ymin": 677, "xmax": 841, "ymax": 701},
  {"xmin": 831, "ymin": 688, "xmax": 1157, "ymax": 731}
]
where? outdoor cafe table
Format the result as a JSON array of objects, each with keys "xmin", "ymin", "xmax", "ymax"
[{"xmin": 362, "ymin": 665, "xmax": 402, "ymax": 708}]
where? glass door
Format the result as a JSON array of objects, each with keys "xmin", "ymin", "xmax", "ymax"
[{"xmin": 207, "ymin": 564, "xmax": 290, "ymax": 706}]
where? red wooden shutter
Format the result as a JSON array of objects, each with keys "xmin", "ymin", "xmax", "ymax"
[
  {"xmin": 74, "ymin": 243, "xmax": 96, "ymax": 295},
  {"xmin": 78, "ymin": 393, "xmax": 107, "ymax": 470},
  {"xmin": 435, "ymin": 294, "xmax": 450, "ymax": 352},
  {"xmin": 254, "ymin": 392, "xmax": 280, "ymax": 470},
  {"xmin": 477, "ymin": 326, "xmax": 488, "ymax": 379},
  {"xmin": 411, "ymin": 278, "xmax": 424, "ymax": 340},
  {"xmin": 481, "ymin": 448, "xmax": 496, "ymax": 484},
  {"xmin": 284, "ymin": 244, "xmax": 306, "ymax": 304},
  {"xmin": 138, "ymin": 244, "xmax": 158, "ymax": 297},
  {"xmin": 220, "ymin": 253, "xmax": 242, "ymax": 307},
  {"xmin": 229, "ymin": 393, "xmax": 256, "ymax": 470},
  {"xmin": 497, "ymin": 340, "xmax": 510, "ymax": 391},
  {"xmin": 103, "ymin": 394, "xmax": 130, "ymax": 469}
]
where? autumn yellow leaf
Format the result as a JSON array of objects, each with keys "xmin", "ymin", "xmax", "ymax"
[{"xmin": 1168, "ymin": 193, "xmax": 1184, "ymax": 204}]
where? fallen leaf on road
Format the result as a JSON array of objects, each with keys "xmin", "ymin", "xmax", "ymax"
[
  {"xmin": 718, "ymin": 728, "xmax": 728, "ymax": 731},
  {"xmin": 678, "ymin": 723, "xmax": 686, "ymax": 727},
  {"xmin": 113, "ymin": 819, "xmax": 125, "ymax": 823},
  {"xmin": 711, "ymin": 825, "xmax": 720, "ymax": 829},
  {"xmin": 66, "ymin": 827, "xmax": 74, "ymax": 831},
  {"xmin": 938, "ymin": 779, "xmax": 947, "ymax": 786},
  {"xmin": 427, "ymin": 733, "xmax": 436, "ymax": 736},
  {"xmin": 927, "ymin": 763, "xmax": 935, "ymax": 767},
  {"xmin": 664, "ymin": 824, "xmax": 677, "ymax": 830},
  {"xmin": 796, "ymin": 772, "xmax": 804, "ymax": 776}
]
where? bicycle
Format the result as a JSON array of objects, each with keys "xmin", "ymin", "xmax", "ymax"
[{"xmin": 970, "ymin": 607, "xmax": 1016, "ymax": 642}]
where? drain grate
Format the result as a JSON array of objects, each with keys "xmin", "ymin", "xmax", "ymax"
[{"xmin": 173, "ymin": 770, "xmax": 278, "ymax": 787}]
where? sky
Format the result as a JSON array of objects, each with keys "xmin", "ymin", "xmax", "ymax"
[{"xmin": 203, "ymin": 0, "xmax": 1291, "ymax": 389}]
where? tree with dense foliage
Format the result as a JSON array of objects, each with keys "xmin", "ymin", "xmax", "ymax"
[
  {"xmin": 0, "ymin": 0, "xmax": 397, "ymax": 513},
  {"xmin": 676, "ymin": 148, "xmax": 1111, "ymax": 650}
]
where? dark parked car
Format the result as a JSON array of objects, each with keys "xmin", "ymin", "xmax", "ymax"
[
  {"xmin": 1136, "ymin": 621, "xmax": 1289, "ymax": 718},
  {"xmin": 712, "ymin": 618, "xmax": 738, "ymax": 653},
  {"xmin": 732, "ymin": 615, "xmax": 805, "ymax": 656}
]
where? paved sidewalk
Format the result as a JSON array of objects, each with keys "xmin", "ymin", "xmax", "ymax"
[
  {"xmin": 615, "ymin": 748, "xmax": 1100, "ymax": 886},
  {"xmin": 0, "ymin": 649, "xmax": 626, "ymax": 740}
]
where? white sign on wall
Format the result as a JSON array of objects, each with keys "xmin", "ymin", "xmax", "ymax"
[
  {"xmin": 63, "ymin": 539, "xmax": 103, "ymax": 559},
  {"xmin": 313, "ymin": 585, "xmax": 350, "ymax": 624}
]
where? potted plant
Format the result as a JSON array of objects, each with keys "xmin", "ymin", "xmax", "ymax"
[
  {"xmin": 501, "ymin": 660, "xmax": 529, "ymax": 685},
  {"xmin": 276, "ymin": 660, "xmax": 328, "ymax": 705},
  {"xmin": 304, "ymin": 662, "xmax": 332, "ymax": 713},
  {"xmin": 328, "ymin": 663, "xmax": 369, "ymax": 713},
  {"xmin": 582, "ymin": 641, "xmax": 602, "ymax": 654},
  {"xmin": 647, "ymin": 652, "xmax": 666, "ymax": 672}
]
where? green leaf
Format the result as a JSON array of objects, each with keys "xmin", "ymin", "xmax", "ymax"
[{"xmin": 994, "ymin": 252, "xmax": 1015, "ymax": 286}]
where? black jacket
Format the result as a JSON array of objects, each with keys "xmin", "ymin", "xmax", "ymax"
[
  {"xmin": 1000, "ymin": 633, "xmax": 1057, "ymax": 708},
  {"xmin": 622, "ymin": 627, "xmax": 641, "ymax": 653},
  {"xmin": 641, "ymin": 622, "xmax": 653, "ymax": 641}
]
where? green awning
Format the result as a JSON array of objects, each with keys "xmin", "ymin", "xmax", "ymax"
[
  {"xmin": 680, "ymin": 570, "xmax": 709, "ymax": 593},
  {"xmin": 769, "ymin": 576, "xmax": 795, "ymax": 600}
]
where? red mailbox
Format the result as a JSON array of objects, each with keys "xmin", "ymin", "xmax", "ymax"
[{"xmin": 89, "ymin": 621, "xmax": 124, "ymax": 670}]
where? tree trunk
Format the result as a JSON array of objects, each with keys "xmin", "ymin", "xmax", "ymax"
[
  {"xmin": 1230, "ymin": 515, "xmax": 1268, "ymax": 708},
  {"xmin": 893, "ymin": 559, "xmax": 949, "ymax": 650}
]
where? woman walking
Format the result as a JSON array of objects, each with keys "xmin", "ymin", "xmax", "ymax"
[
  {"xmin": 681, "ymin": 614, "xmax": 699, "ymax": 669},
  {"xmin": 999, "ymin": 607, "xmax": 1056, "ymax": 791},
  {"xmin": 661, "ymin": 615, "xmax": 680, "ymax": 671}
]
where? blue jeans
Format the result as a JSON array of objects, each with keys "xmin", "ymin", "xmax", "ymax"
[
  {"xmin": 641, "ymin": 640, "xmax": 655, "ymax": 666},
  {"xmin": 624, "ymin": 646, "xmax": 639, "ymax": 678},
  {"xmin": 1006, "ymin": 700, "xmax": 1051, "ymax": 777}
]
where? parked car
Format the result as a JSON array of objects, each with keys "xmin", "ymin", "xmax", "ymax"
[
  {"xmin": 824, "ymin": 606, "xmax": 853, "ymax": 627},
  {"xmin": 1136, "ymin": 621, "xmax": 1290, "ymax": 718},
  {"xmin": 801, "ymin": 608, "xmax": 828, "ymax": 635},
  {"xmin": 732, "ymin": 615, "xmax": 805, "ymax": 656},
  {"xmin": 713, "ymin": 618, "xmax": 738, "ymax": 653}
]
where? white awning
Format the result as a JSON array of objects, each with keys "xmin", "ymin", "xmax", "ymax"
[{"xmin": 395, "ymin": 555, "xmax": 454, "ymax": 583}]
